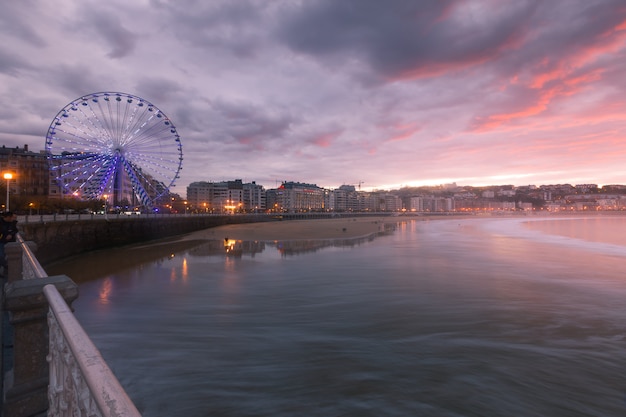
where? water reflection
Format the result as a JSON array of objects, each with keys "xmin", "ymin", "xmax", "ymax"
[
  {"xmin": 45, "ymin": 224, "xmax": 396, "ymax": 283},
  {"xmin": 71, "ymin": 218, "xmax": 626, "ymax": 416},
  {"xmin": 44, "ymin": 238, "xmax": 207, "ymax": 283},
  {"xmin": 98, "ymin": 277, "xmax": 113, "ymax": 304},
  {"xmin": 185, "ymin": 236, "xmax": 380, "ymax": 258},
  {"xmin": 191, "ymin": 227, "xmax": 396, "ymax": 258},
  {"xmin": 181, "ymin": 257, "xmax": 188, "ymax": 283},
  {"xmin": 272, "ymin": 235, "xmax": 379, "ymax": 256}
]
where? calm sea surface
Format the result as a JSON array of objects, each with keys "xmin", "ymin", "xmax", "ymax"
[{"xmin": 50, "ymin": 216, "xmax": 626, "ymax": 416}]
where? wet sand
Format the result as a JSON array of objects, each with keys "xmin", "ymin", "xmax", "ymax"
[
  {"xmin": 181, "ymin": 216, "xmax": 403, "ymax": 241},
  {"xmin": 178, "ymin": 214, "xmax": 477, "ymax": 242},
  {"xmin": 523, "ymin": 215, "xmax": 626, "ymax": 246}
]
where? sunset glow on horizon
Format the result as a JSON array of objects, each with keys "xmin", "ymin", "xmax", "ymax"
[{"xmin": 2, "ymin": 1, "xmax": 626, "ymax": 191}]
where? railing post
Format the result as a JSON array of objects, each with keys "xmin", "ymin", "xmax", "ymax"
[
  {"xmin": 2, "ymin": 275, "xmax": 78, "ymax": 417},
  {"xmin": 6, "ymin": 242, "xmax": 23, "ymax": 284}
]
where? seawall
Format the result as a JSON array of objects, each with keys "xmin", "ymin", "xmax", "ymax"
[{"xmin": 18, "ymin": 215, "xmax": 274, "ymax": 266}]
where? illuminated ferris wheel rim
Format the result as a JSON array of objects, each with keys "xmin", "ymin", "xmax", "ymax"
[{"xmin": 44, "ymin": 91, "xmax": 183, "ymax": 205}]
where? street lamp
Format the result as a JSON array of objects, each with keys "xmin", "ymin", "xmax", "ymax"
[
  {"xmin": 3, "ymin": 172, "xmax": 13, "ymax": 212},
  {"xmin": 103, "ymin": 194, "xmax": 108, "ymax": 219}
]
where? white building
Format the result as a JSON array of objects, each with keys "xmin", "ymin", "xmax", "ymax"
[
  {"xmin": 275, "ymin": 181, "xmax": 325, "ymax": 212},
  {"xmin": 408, "ymin": 196, "xmax": 423, "ymax": 212},
  {"xmin": 187, "ymin": 179, "xmax": 264, "ymax": 212}
]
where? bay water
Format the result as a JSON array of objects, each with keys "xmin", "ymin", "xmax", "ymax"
[{"xmin": 51, "ymin": 216, "xmax": 626, "ymax": 416}]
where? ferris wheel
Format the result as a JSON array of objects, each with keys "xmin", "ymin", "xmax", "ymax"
[{"xmin": 45, "ymin": 92, "xmax": 183, "ymax": 208}]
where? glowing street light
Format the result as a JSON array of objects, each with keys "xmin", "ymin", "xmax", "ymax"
[
  {"xmin": 103, "ymin": 194, "xmax": 108, "ymax": 219},
  {"xmin": 224, "ymin": 199, "xmax": 237, "ymax": 213},
  {"xmin": 3, "ymin": 172, "xmax": 13, "ymax": 212}
]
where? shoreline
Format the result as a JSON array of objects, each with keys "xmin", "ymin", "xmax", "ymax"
[
  {"xmin": 179, "ymin": 216, "xmax": 403, "ymax": 241},
  {"xmin": 181, "ymin": 212, "xmax": 626, "ymax": 242},
  {"xmin": 178, "ymin": 214, "xmax": 480, "ymax": 242}
]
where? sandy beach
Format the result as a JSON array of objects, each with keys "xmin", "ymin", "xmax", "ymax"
[
  {"xmin": 199, "ymin": 213, "xmax": 626, "ymax": 243},
  {"xmin": 181, "ymin": 216, "xmax": 406, "ymax": 241}
]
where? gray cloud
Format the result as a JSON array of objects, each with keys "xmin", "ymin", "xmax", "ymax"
[
  {"xmin": 79, "ymin": 7, "xmax": 137, "ymax": 58},
  {"xmin": 148, "ymin": 0, "xmax": 268, "ymax": 58},
  {"xmin": 134, "ymin": 78, "xmax": 184, "ymax": 107},
  {"xmin": 0, "ymin": 48, "xmax": 31, "ymax": 77},
  {"xmin": 275, "ymin": 0, "xmax": 536, "ymax": 80},
  {"xmin": 209, "ymin": 98, "xmax": 296, "ymax": 150},
  {"xmin": 0, "ymin": 1, "xmax": 48, "ymax": 48},
  {"xmin": 2, "ymin": 0, "xmax": 626, "ymax": 191}
]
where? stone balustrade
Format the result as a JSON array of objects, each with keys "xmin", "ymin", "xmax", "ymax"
[
  {"xmin": 45, "ymin": 285, "xmax": 141, "ymax": 417},
  {"xmin": 1, "ymin": 235, "xmax": 141, "ymax": 416}
]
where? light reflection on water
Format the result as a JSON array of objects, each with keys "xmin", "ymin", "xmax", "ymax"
[
  {"xmin": 98, "ymin": 277, "xmax": 113, "ymax": 304},
  {"xmin": 45, "ymin": 225, "xmax": 396, "ymax": 284},
  {"xmin": 51, "ymin": 218, "xmax": 626, "ymax": 416}
]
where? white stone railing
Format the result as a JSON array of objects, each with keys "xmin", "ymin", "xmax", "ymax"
[
  {"xmin": 16, "ymin": 234, "xmax": 47, "ymax": 279},
  {"xmin": 2, "ymin": 236, "xmax": 142, "ymax": 416},
  {"xmin": 44, "ymin": 285, "xmax": 141, "ymax": 417}
]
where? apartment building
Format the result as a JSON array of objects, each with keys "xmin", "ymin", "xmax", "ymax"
[
  {"xmin": 0, "ymin": 145, "xmax": 49, "ymax": 198},
  {"xmin": 186, "ymin": 179, "xmax": 265, "ymax": 212},
  {"xmin": 275, "ymin": 181, "xmax": 325, "ymax": 212}
]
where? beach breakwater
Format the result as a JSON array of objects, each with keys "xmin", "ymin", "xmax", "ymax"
[{"xmin": 18, "ymin": 215, "xmax": 274, "ymax": 265}]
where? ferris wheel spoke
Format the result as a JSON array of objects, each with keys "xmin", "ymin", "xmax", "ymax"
[
  {"xmin": 122, "ymin": 106, "xmax": 146, "ymax": 146},
  {"xmin": 127, "ymin": 147, "xmax": 179, "ymax": 163},
  {"xmin": 128, "ymin": 119, "xmax": 174, "ymax": 146},
  {"xmin": 122, "ymin": 160, "xmax": 154, "ymax": 207},
  {"xmin": 69, "ymin": 104, "xmax": 113, "ymax": 147},
  {"xmin": 93, "ymin": 99, "xmax": 118, "ymax": 144},
  {"xmin": 53, "ymin": 118, "xmax": 107, "ymax": 150},
  {"xmin": 133, "ymin": 159, "xmax": 180, "ymax": 179},
  {"xmin": 52, "ymin": 155, "xmax": 111, "ymax": 190}
]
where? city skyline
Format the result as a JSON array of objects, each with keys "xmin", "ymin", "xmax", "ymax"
[{"xmin": 2, "ymin": 1, "xmax": 626, "ymax": 192}]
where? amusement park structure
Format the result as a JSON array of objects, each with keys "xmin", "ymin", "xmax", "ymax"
[{"xmin": 45, "ymin": 92, "xmax": 183, "ymax": 210}]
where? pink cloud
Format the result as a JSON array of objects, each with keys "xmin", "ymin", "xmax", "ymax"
[
  {"xmin": 470, "ymin": 88, "xmax": 557, "ymax": 132},
  {"xmin": 468, "ymin": 17, "xmax": 626, "ymax": 132},
  {"xmin": 385, "ymin": 123, "xmax": 421, "ymax": 142},
  {"xmin": 312, "ymin": 132, "xmax": 336, "ymax": 147},
  {"xmin": 387, "ymin": 8, "xmax": 529, "ymax": 83},
  {"xmin": 235, "ymin": 136, "xmax": 266, "ymax": 151}
]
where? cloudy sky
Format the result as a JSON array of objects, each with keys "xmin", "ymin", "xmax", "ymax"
[{"xmin": 2, "ymin": 0, "xmax": 626, "ymax": 193}]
